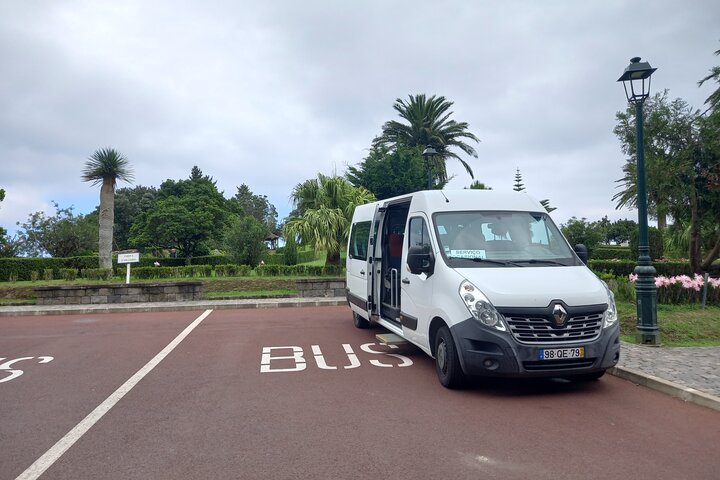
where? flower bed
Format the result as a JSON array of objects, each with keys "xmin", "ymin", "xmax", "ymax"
[{"xmin": 628, "ymin": 273, "xmax": 720, "ymax": 305}]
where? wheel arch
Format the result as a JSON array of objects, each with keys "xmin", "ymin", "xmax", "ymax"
[{"xmin": 428, "ymin": 316, "xmax": 449, "ymax": 357}]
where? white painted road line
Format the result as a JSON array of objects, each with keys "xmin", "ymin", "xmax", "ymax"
[{"xmin": 15, "ymin": 309, "xmax": 214, "ymax": 480}]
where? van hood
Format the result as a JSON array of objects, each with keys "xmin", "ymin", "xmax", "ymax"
[{"xmin": 456, "ymin": 266, "xmax": 607, "ymax": 308}]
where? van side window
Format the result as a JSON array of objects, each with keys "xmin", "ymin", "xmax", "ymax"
[
  {"xmin": 408, "ymin": 217, "xmax": 432, "ymax": 253},
  {"xmin": 348, "ymin": 221, "xmax": 371, "ymax": 260}
]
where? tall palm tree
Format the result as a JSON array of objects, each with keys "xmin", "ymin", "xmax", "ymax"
[
  {"xmin": 374, "ymin": 94, "xmax": 480, "ymax": 185},
  {"xmin": 284, "ymin": 174, "xmax": 374, "ymax": 265},
  {"xmin": 82, "ymin": 148, "xmax": 134, "ymax": 268},
  {"xmin": 698, "ymin": 45, "xmax": 720, "ymax": 113}
]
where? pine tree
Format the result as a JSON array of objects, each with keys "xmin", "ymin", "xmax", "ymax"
[{"xmin": 513, "ymin": 168, "xmax": 525, "ymax": 192}]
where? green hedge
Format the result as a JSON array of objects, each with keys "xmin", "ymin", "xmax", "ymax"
[
  {"xmin": 255, "ymin": 264, "xmax": 345, "ymax": 277},
  {"xmin": 589, "ymin": 260, "xmax": 694, "ymax": 278},
  {"xmin": 592, "ymin": 246, "xmax": 633, "ymax": 260},
  {"xmin": 0, "ymin": 256, "xmax": 100, "ymax": 281}
]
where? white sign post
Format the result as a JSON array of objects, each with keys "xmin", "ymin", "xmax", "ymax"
[{"xmin": 117, "ymin": 252, "xmax": 140, "ymax": 284}]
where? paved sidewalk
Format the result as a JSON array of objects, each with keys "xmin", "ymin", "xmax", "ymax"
[{"xmin": 1, "ymin": 298, "xmax": 718, "ymax": 411}]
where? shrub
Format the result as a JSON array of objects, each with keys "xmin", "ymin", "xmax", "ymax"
[
  {"xmin": 630, "ymin": 227, "xmax": 664, "ymax": 261},
  {"xmin": 83, "ymin": 268, "xmax": 113, "ymax": 280},
  {"xmin": 589, "ymin": 260, "xmax": 692, "ymax": 278},
  {"xmin": 592, "ymin": 246, "xmax": 633, "ymax": 260},
  {"xmin": 284, "ymin": 240, "xmax": 298, "ymax": 266},
  {"xmin": 59, "ymin": 268, "xmax": 78, "ymax": 281},
  {"xmin": 42, "ymin": 269, "xmax": 54, "ymax": 281},
  {"xmin": 30, "ymin": 271, "xmax": 40, "ymax": 282}
]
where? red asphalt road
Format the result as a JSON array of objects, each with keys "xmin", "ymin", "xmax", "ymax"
[{"xmin": 1, "ymin": 306, "xmax": 719, "ymax": 480}]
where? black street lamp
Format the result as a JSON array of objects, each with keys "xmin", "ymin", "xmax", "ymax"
[
  {"xmin": 617, "ymin": 57, "xmax": 660, "ymax": 345},
  {"xmin": 422, "ymin": 146, "xmax": 437, "ymax": 190}
]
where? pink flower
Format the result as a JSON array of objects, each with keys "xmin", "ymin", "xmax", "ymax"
[
  {"xmin": 154, "ymin": 261, "xmax": 160, "ymax": 267},
  {"xmin": 628, "ymin": 273, "xmax": 638, "ymax": 283}
]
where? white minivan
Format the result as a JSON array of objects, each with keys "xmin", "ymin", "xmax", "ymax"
[{"xmin": 346, "ymin": 189, "xmax": 620, "ymax": 388}]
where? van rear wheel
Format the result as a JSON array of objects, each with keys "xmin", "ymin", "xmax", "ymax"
[
  {"xmin": 353, "ymin": 312, "xmax": 371, "ymax": 329},
  {"xmin": 435, "ymin": 326, "xmax": 465, "ymax": 388}
]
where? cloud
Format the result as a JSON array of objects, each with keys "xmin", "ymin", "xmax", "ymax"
[{"xmin": 1, "ymin": 0, "xmax": 719, "ymax": 237}]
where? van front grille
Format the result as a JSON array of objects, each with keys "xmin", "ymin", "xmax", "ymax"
[{"xmin": 505, "ymin": 312, "xmax": 604, "ymax": 345}]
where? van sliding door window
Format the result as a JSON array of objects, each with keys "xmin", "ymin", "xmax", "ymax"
[{"xmin": 349, "ymin": 221, "xmax": 371, "ymax": 260}]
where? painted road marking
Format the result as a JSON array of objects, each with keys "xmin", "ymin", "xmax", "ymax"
[
  {"xmin": 0, "ymin": 356, "xmax": 54, "ymax": 384},
  {"xmin": 261, "ymin": 343, "xmax": 413, "ymax": 372},
  {"xmin": 14, "ymin": 309, "xmax": 213, "ymax": 480}
]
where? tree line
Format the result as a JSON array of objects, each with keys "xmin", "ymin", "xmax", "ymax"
[{"xmin": 1, "ymin": 42, "xmax": 718, "ymax": 272}]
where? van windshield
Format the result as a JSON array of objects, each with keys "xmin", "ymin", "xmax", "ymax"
[{"xmin": 433, "ymin": 211, "xmax": 581, "ymax": 267}]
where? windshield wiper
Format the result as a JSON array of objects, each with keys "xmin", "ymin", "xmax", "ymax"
[
  {"xmin": 512, "ymin": 259, "xmax": 568, "ymax": 266},
  {"xmin": 448, "ymin": 257, "xmax": 520, "ymax": 267}
]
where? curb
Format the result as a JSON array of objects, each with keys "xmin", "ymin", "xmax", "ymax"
[
  {"xmin": 0, "ymin": 297, "xmax": 347, "ymax": 317},
  {"xmin": 609, "ymin": 365, "xmax": 720, "ymax": 412}
]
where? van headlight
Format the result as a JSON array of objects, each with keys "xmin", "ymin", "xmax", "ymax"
[
  {"xmin": 459, "ymin": 280, "xmax": 506, "ymax": 332},
  {"xmin": 603, "ymin": 284, "xmax": 618, "ymax": 328}
]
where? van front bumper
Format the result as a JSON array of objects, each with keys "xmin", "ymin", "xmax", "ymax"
[{"xmin": 449, "ymin": 317, "xmax": 620, "ymax": 378}]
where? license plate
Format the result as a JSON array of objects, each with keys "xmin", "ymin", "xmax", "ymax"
[{"xmin": 538, "ymin": 346, "xmax": 585, "ymax": 360}]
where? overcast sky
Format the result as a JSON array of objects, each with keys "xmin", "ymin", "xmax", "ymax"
[{"xmin": 1, "ymin": 0, "xmax": 718, "ymax": 237}]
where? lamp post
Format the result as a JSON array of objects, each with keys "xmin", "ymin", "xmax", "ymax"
[
  {"xmin": 422, "ymin": 146, "xmax": 437, "ymax": 190},
  {"xmin": 617, "ymin": 57, "xmax": 660, "ymax": 345}
]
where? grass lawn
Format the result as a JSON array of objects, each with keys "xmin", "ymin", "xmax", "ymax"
[{"xmin": 618, "ymin": 301, "xmax": 720, "ymax": 347}]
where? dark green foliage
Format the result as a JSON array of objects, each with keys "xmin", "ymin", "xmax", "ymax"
[
  {"xmin": 130, "ymin": 167, "xmax": 230, "ymax": 263},
  {"xmin": 283, "ymin": 239, "xmax": 298, "ymax": 266},
  {"xmin": 346, "ymin": 144, "xmax": 439, "ymax": 198},
  {"xmin": 0, "ymin": 256, "xmax": 99, "ymax": 281},
  {"xmin": 59, "ymin": 268, "xmax": 77, "ymax": 281},
  {"xmin": 15, "ymin": 203, "xmax": 98, "ymax": 257},
  {"xmin": 224, "ymin": 216, "xmax": 268, "ymax": 266},
  {"xmin": 111, "ymin": 186, "xmax": 158, "ymax": 250},
  {"xmin": 229, "ymin": 184, "xmax": 278, "ymax": 232},
  {"xmin": 255, "ymin": 264, "xmax": 344, "ymax": 277},
  {"xmin": 561, "ymin": 217, "xmax": 603, "ymax": 254},
  {"xmin": 214, "ymin": 264, "xmax": 252, "ymax": 277},
  {"xmin": 630, "ymin": 227, "xmax": 664, "ymax": 261},
  {"xmin": 589, "ymin": 260, "xmax": 693, "ymax": 278},
  {"xmin": 82, "ymin": 268, "xmax": 114, "ymax": 281},
  {"xmin": 592, "ymin": 246, "xmax": 634, "ymax": 260}
]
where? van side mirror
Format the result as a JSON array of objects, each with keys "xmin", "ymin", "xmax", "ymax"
[
  {"xmin": 407, "ymin": 245, "xmax": 434, "ymax": 275},
  {"xmin": 574, "ymin": 244, "xmax": 588, "ymax": 265}
]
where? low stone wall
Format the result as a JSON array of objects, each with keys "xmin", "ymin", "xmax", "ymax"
[
  {"xmin": 296, "ymin": 278, "xmax": 346, "ymax": 298},
  {"xmin": 34, "ymin": 282, "xmax": 203, "ymax": 305}
]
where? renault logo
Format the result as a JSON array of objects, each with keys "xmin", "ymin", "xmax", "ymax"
[{"xmin": 552, "ymin": 304, "xmax": 568, "ymax": 327}]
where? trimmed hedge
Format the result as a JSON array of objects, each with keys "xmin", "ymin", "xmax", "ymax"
[
  {"xmin": 592, "ymin": 246, "xmax": 633, "ymax": 261},
  {"xmin": 589, "ymin": 260, "xmax": 694, "ymax": 278},
  {"xmin": 255, "ymin": 264, "xmax": 345, "ymax": 277}
]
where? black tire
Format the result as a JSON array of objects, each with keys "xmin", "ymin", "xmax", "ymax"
[
  {"xmin": 434, "ymin": 326, "xmax": 465, "ymax": 388},
  {"xmin": 573, "ymin": 370, "xmax": 606, "ymax": 381},
  {"xmin": 353, "ymin": 312, "xmax": 371, "ymax": 329}
]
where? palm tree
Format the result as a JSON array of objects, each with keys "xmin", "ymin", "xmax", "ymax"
[
  {"xmin": 284, "ymin": 174, "xmax": 374, "ymax": 265},
  {"xmin": 374, "ymin": 94, "xmax": 480, "ymax": 185},
  {"xmin": 82, "ymin": 148, "xmax": 134, "ymax": 269},
  {"xmin": 698, "ymin": 45, "xmax": 720, "ymax": 113}
]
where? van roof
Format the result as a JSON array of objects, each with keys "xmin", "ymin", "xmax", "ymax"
[{"xmin": 380, "ymin": 189, "xmax": 545, "ymax": 214}]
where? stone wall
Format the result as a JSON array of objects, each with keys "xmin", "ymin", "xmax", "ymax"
[
  {"xmin": 34, "ymin": 282, "xmax": 203, "ymax": 305},
  {"xmin": 296, "ymin": 278, "xmax": 346, "ymax": 298}
]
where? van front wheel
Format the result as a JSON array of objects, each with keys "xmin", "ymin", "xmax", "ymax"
[
  {"xmin": 353, "ymin": 312, "xmax": 371, "ymax": 329},
  {"xmin": 435, "ymin": 326, "xmax": 465, "ymax": 388}
]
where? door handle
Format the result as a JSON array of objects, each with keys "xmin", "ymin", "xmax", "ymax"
[
  {"xmin": 401, "ymin": 278, "xmax": 410, "ymax": 284},
  {"xmin": 360, "ymin": 270, "xmax": 365, "ymax": 275}
]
